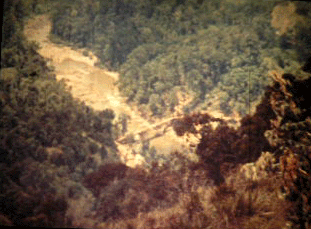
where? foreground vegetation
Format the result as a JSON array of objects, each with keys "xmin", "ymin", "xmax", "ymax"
[
  {"xmin": 1, "ymin": 1, "xmax": 118, "ymax": 226},
  {"xmin": 1, "ymin": 0, "xmax": 311, "ymax": 228}
]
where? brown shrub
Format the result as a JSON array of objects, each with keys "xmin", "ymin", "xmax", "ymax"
[
  {"xmin": 83, "ymin": 162, "xmax": 128, "ymax": 197},
  {"xmin": 83, "ymin": 159, "xmax": 212, "ymax": 224},
  {"xmin": 93, "ymin": 163, "xmax": 290, "ymax": 229},
  {"xmin": 210, "ymin": 173, "xmax": 291, "ymax": 229}
]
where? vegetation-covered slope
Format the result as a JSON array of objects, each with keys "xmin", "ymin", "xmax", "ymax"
[
  {"xmin": 1, "ymin": 1, "xmax": 118, "ymax": 226},
  {"xmin": 1, "ymin": 1, "xmax": 311, "ymax": 228},
  {"xmin": 66, "ymin": 65, "xmax": 310, "ymax": 229},
  {"xmin": 50, "ymin": 0, "xmax": 311, "ymax": 116}
]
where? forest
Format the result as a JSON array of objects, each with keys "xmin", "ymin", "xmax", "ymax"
[
  {"xmin": 1, "ymin": 0, "xmax": 311, "ymax": 228},
  {"xmin": 50, "ymin": 0, "xmax": 311, "ymax": 116}
]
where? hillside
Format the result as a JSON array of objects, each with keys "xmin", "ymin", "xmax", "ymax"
[
  {"xmin": 50, "ymin": 0, "xmax": 311, "ymax": 117},
  {"xmin": 1, "ymin": 0, "xmax": 311, "ymax": 228}
]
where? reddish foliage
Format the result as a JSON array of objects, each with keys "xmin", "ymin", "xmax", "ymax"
[
  {"xmin": 196, "ymin": 123, "xmax": 239, "ymax": 184},
  {"xmin": 172, "ymin": 113, "xmax": 224, "ymax": 136},
  {"xmin": 83, "ymin": 163, "xmax": 128, "ymax": 197},
  {"xmin": 83, "ymin": 160, "xmax": 211, "ymax": 221},
  {"xmin": 30, "ymin": 192, "xmax": 68, "ymax": 227},
  {"xmin": 124, "ymin": 164, "xmax": 183, "ymax": 204},
  {"xmin": 172, "ymin": 91, "xmax": 276, "ymax": 184},
  {"xmin": 233, "ymin": 115, "xmax": 273, "ymax": 163}
]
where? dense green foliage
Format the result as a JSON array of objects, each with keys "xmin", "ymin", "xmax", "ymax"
[
  {"xmin": 1, "ymin": 1, "xmax": 118, "ymax": 226},
  {"xmin": 51, "ymin": 0, "xmax": 311, "ymax": 116}
]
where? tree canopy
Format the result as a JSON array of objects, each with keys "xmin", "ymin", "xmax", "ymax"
[{"xmin": 50, "ymin": 0, "xmax": 311, "ymax": 116}]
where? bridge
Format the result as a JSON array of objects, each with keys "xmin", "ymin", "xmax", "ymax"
[{"xmin": 116, "ymin": 116, "xmax": 180, "ymax": 144}]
